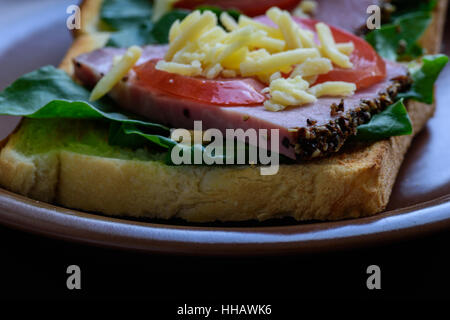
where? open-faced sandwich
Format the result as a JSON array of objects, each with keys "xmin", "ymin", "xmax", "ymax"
[{"xmin": 0, "ymin": 0, "xmax": 448, "ymax": 222}]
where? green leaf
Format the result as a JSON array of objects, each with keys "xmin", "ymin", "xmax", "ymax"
[
  {"xmin": 390, "ymin": 0, "xmax": 437, "ymax": 19},
  {"xmin": 355, "ymin": 99, "xmax": 412, "ymax": 141},
  {"xmin": 106, "ymin": 22, "xmax": 155, "ymax": 47},
  {"xmin": 100, "ymin": 0, "xmax": 153, "ymax": 30},
  {"xmin": 100, "ymin": 1, "xmax": 191, "ymax": 48},
  {"xmin": 398, "ymin": 54, "xmax": 449, "ymax": 104},
  {"xmin": 196, "ymin": 5, "xmax": 241, "ymax": 20},
  {"xmin": 196, "ymin": 5, "xmax": 241, "ymax": 29},
  {"xmin": 365, "ymin": 11, "xmax": 431, "ymax": 61},
  {"xmin": 0, "ymin": 66, "xmax": 172, "ymax": 149},
  {"xmin": 109, "ymin": 122, "xmax": 176, "ymax": 150},
  {"xmin": 101, "ymin": 0, "xmax": 155, "ymax": 47},
  {"xmin": 151, "ymin": 10, "xmax": 190, "ymax": 44},
  {"xmin": 100, "ymin": 0, "xmax": 242, "ymax": 47}
]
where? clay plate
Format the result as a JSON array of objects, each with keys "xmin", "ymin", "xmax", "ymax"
[{"xmin": 0, "ymin": 4, "xmax": 449, "ymax": 255}]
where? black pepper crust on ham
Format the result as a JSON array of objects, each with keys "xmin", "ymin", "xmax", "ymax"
[
  {"xmin": 73, "ymin": 45, "xmax": 412, "ymax": 160},
  {"xmin": 294, "ymin": 74, "xmax": 411, "ymax": 159}
]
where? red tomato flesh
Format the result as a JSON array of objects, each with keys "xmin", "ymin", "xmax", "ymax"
[
  {"xmin": 134, "ymin": 17, "xmax": 386, "ymax": 106},
  {"xmin": 133, "ymin": 60, "xmax": 266, "ymax": 106},
  {"xmin": 300, "ymin": 19, "xmax": 386, "ymax": 90},
  {"xmin": 174, "ymin": 0, "xmax": 302, "ymax": 17}
]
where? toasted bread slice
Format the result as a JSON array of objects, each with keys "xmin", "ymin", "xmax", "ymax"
[{"xmin": 0, "ymin": 0, "xmax": 446, "ymax": 222}]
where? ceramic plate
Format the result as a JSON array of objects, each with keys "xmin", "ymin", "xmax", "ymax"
[{"xmin": 0, "ymin": 3, "xmax": 449, "ymax": 255}]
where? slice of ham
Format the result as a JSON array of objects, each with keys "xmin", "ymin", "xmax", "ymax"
[{"xmin": 73, "ymin": 46, "xmax": 409, "ymax": 160}]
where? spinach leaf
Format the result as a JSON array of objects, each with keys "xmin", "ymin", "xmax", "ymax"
[
  {"xmin": 365, "ymin": 12, "xmax": 431, "ymax": 61},
  {"xmin": 390, "ymin": 0, "xmax": 437, "ymax": 19},
  {"xmin": 0, "ymin": 66, "xmax": 172, "ymax": 149},
  {"xmin": 196, "ymin": 5, "xmax": 241, "ymax": 29},
  {"xmin": 365, "ymin": 0, "xmax": 439, "ymax": 61},
  {"xmin": 109, "ymin": 122, "xmax": 176, "ymax": 150},
  {"xmin": 151, "ymin": 10, "xmax": 190, "ymax": 44},
  {"xmin": 398, "ymin": 54, "xmax": 449, "ymax": 104},
  {"xmin": 101, "ymin": 0, "xmax": 155, "ymax": 47},
  {"xmin": 106, "ymin": 23, "xmax": 155, "ymax": 48},
  {"xmin": 196, "ymin": 5, "xmax": 241, "ymax": 20},
  {"xmin": 100, "ymin": 0, "xmax": 153, "ymax": 30},
  {"xmin": 355, "ymin": 99, "xmax": 412, "ymax": 140},
  {"xmin": 104, "ymin": 8, "xmax": 191, "ymax": 47},
  {"xmin": 342, "ymin": 51, "xmax": 447, "ymax": 141},
  {"xmin": 101, "ymin": 0, "xmax": 190, "ymax": 47},
  {"xmin": 100, "ymin": 0, "xmax": 241, "ymax": 47}
]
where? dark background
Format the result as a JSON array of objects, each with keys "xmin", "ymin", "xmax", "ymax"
[
  {"xmin": 0, "ymin": 0, "xmax": 450, "ymax": 306},
  {"xmin": 1, "ymin": 223, "xmax": 450, "ymax": 302}
]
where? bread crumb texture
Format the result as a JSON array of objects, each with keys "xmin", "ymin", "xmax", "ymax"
[{"xmin": 0, "ymin": 100, "xmax": 435, "ymax": 222}]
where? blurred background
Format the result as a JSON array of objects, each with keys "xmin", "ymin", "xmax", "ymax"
[{"xmin": 0, "ymin": 0, "xmax": 74, "ymax": 88}]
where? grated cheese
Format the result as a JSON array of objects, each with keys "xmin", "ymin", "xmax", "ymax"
[
  {"xmin": 300, "ymin": 0, "xmax": 318, "ymax": 14},
  {"xmin": 222, "ymin": 47, "xmax": 248, "ymax": 69},
  {"xmin": 240, "ymin": 48, "xmax": 320, "ymax": 76},
  {"xmin": 156, "ymin": 60, "xmax": 202, "ymax": 77},
  {"xmin": 308, "ymin": 81, "xmax": 356, "ymax": 97},
  {"xmin": 157, "ymin": 7, "xmax": 358, "ymax": 111},
  {"xmin": 238, "ymin": 15, "xmax": 283, "ymax": 39},
  {"xmin": 270, "ymin": 72, "xmax": 282, "ymax": 82},
  {"xmin": 293, "ymin": 0, "xmax": 318, "ymax": 18},
  {"xmin": 203, "ymin": 63, "xmax": 223, "ymax": 79},
  {"xmin": 220, "ymin": 12, "xmax": 238, "ymax": 31},
  {"xmin": 215, "ymin": 27, "xmax": 261, "ymax": 64},
  {"xmin": 264, "ymin": 100, "xmax": 286, "ymax": 112},
  {"xmin": 336, "ymin": 42, "xmax": 355, "ymax": 56},
  {"xmin": 222, "ymin": 69, "xmax": 237, "ymax": 78},
  {"xmin": 290, "ymin": 57, "xmax": 332, "ymax": 78},
  {"xmin": 304, "ymin": 75, "xmax": 318, "ymax": 85},
  {"xmin": 249, "ymin": 36, "xmax": 285, "ymax": 53},
  {"xmin": 197, "ymin": 26, "xmax": 227, "ymax": 45},
  {"xmin": 90, "ymin": 46, "xmax": 142, "ymax": 101},
  {"xmin": 264, "ymin": 76, "xmax": 316, "ymax": 111},
  {"xmin": 316, "ymin": 22, "xmax": 353, "ymax": 68},
  {"xmin": 152, "ymin": 0, "xmax": 178, "ymax": 22},
  {"xmin": 112, "ymin": 54, "xmax": 123, "ymax": 66},
  {"xmin": 168, "ymin": 20, "xmax": 181, "ymax": 42},
  {"xmin": 165, "ymin": 11, "xmax": 217, "ymax": 60},
  {"xmin": 267, "ymin": 8, "xmax": 302, "ymax": 49}
]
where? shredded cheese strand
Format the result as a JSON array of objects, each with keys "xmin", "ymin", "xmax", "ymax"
[
  {"xmin": 90, "ymin": 46, "xmax": 142, "ymax": 101},
  {"xmin": 156, "ymin": 7, "xmax": 358, "ymax": 112}
]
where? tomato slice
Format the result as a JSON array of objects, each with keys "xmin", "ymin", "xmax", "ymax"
[
  {"xmin": 134, "ymin": 17, "xmax": 386, "ymax": 106},
  {"xmin": 133, "ymin": 60, "xmax": 266, "ymax": 106},
  {"xmin": 299, "ymin": 18, "xmax": 386, "ymax": 90},
  {"xmin": 174, "ymin": 0, "xmax": 301, "ymax": 17},
  {"xmin": 254, "ymin": 16, "xmax": 386, "ymax": 90}
]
